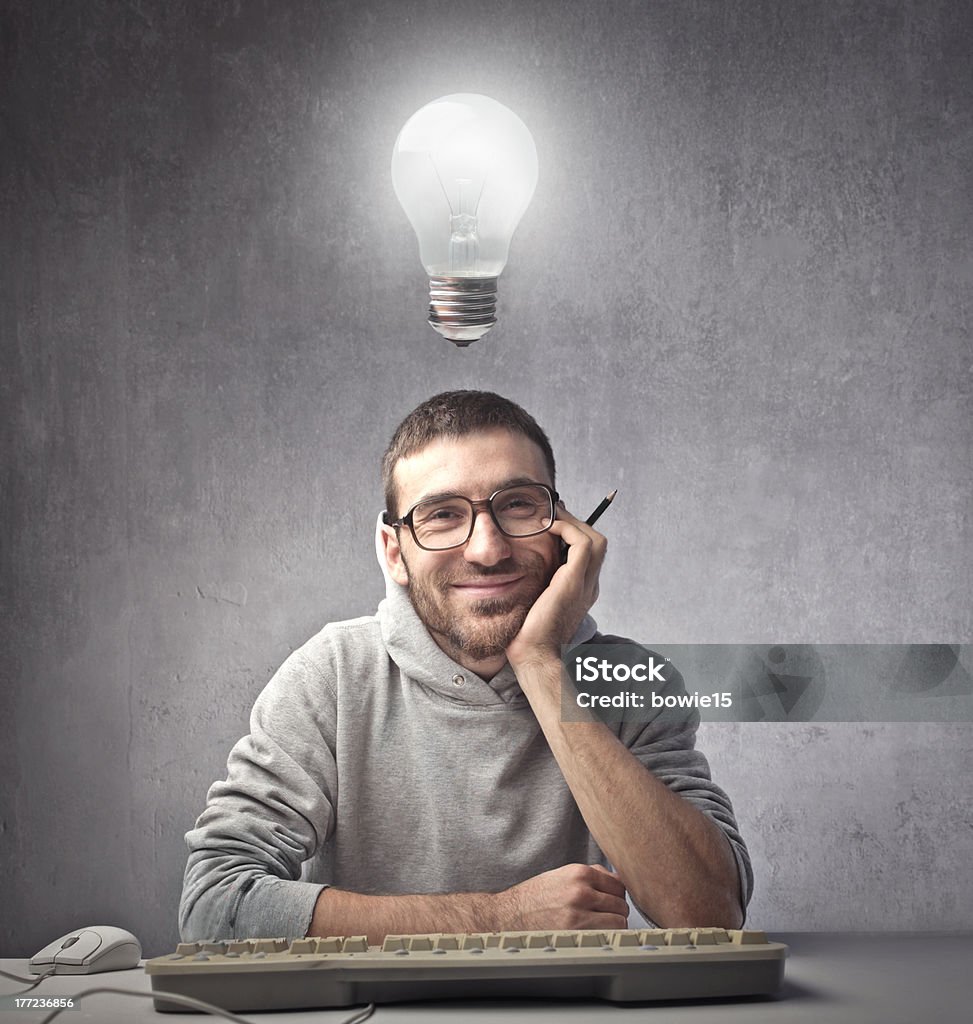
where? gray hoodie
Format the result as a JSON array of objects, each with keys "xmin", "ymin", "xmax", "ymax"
[{"xmin": 179, "ymin": 529, "xmax": 752, "ymax": 941}]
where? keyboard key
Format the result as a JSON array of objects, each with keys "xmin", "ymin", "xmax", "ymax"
[
  {"xmin": 251, "ymin": 939, "xmax": 287, "ymax": 954},
  {"xmin": 730, "ymin": 930, "xmax": 768, "ymax": 945}
]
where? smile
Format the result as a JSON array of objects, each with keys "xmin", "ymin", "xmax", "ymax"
[{"xmin": 451, "ymin": 576, "xmax": 525, "ymax": 599}]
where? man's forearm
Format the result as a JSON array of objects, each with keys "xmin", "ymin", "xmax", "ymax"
[
  {"xmin": 516, "ymin": 658, "xmax": 744, "ymax": 929},
  {"xmin": 309, "ymin": 859, "xmax": 633, "ymax": 944},
  {"xmin": 307, "ymin": 887, "xmax": 497, "ymax": 945}
]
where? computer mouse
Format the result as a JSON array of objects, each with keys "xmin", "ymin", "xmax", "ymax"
[{"xmin": 29, "ymin": 925, "xmax": 142, "ymax": 975}]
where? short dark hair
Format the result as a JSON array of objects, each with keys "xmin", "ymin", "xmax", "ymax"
[{"xmin": 382, "ymin": 390, "xmax": 556, "ymax": 519}]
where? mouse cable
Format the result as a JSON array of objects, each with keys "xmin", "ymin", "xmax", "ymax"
[
  {"xmin": 24, "ymin": 987, "xmax": 376, "ymax": 1024},
  {"xmin": 0, "ymin": 965, "xmax": 56, "ymax": 992}
]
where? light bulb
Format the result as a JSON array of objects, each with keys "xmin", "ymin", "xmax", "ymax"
[{"xmin": 391, "ymin": 93, "xmax": 538, "ymax": 347}]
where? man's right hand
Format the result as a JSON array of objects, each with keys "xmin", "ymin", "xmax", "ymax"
[{"xmin": 493, "ymin": 863, "xmax": 629, "ymax": 931}]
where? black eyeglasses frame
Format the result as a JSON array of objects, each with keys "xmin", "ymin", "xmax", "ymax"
[{"xmin": 384, "ymin": 482, "xmax": 560, "ymax": 552}]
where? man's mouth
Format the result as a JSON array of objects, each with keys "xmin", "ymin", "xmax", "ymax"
[{"xmin": 450, "ymin": 575, "xmax": 525, "ymax": 599}]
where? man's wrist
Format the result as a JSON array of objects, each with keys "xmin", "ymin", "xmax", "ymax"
[{"xmin": 508, "ymin": 649, "xmax": 564, "ymax": 690}]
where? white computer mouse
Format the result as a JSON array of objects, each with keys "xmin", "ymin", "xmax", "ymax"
[{"xmin": 29, "ymin": 925, "xmax": 142, "ymax": 975}]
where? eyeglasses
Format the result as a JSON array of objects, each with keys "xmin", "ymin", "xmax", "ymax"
[{"xmin": 386, "ymin": 483, "xmax": 559, "ymax": 551}]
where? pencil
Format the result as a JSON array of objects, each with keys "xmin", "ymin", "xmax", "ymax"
[{"xmin": 585, "ymin": 488, "xmax": 618, "ymax": 526}]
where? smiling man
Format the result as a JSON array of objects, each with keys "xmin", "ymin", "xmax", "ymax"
[{"xmin": 179, "ymin": 391, "xmax": 751, "ymax": 944}]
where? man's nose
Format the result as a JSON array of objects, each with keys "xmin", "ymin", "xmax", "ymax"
[{"xmin": 463, "ymin": 509, "xmax": 512, "ymax": 566}]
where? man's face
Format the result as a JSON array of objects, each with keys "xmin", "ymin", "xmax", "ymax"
[{"xmin": 382, "ymin": 428, "xmax": 560, "ymax": 676}]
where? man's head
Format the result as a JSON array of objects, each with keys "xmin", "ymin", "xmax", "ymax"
[
  {"xmin": 380, "ymin": 391, "xmax": 561, "ymax": 677},
  {"xmin": 382, "ymin": 390, "xmax": 556, "ymax": 522}
]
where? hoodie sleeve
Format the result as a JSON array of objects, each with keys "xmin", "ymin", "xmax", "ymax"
[{"xmin": 178, "ymin": 652, "xmax": 338, "ymax": 942}]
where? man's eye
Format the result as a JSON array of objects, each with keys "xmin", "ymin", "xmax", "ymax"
[
  {"xmin": 416, "ymin": 503, "xmax": 467, "ymax": 526},
  {"xmin": 497, "ymin": 496, "xmax": 537, "ymax": 514}
]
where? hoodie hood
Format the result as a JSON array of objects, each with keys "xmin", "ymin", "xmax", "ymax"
[{"xmin": 373, "ymin": 512, "xmax": 597, "ymax": 706}]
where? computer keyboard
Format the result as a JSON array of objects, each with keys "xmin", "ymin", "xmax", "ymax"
[{"xmin": 146, "ymin": 928, "xmax": 787, "ymax": 1012}]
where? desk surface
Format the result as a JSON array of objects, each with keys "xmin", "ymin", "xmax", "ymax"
[{"xmin": 2, "ymin": 933, "xmax": 971, "ymax": 1023}]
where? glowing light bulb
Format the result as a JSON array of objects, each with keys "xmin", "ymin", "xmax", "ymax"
[{"xmin": 391, "ymin": 94, "xmax": 538, "ymax": 347}]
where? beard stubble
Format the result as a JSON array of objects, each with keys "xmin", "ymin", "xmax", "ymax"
[{"xmin": 401, "ymin": 549, "xmax": 555, "ymax": 664}]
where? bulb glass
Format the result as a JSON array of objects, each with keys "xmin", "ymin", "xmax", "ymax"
[{"xmin": 391, "ymin": 94, "xmax": 538, "ymax": 278}]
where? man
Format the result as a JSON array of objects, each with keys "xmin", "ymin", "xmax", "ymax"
[{"xmin": 179, "ymin": 391, "xmax": 750, "ymax": 943}]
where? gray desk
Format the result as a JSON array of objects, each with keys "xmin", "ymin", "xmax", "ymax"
[{"xmin": 2, "ymin": 934, "xmax": 971, "ymax": 1023}]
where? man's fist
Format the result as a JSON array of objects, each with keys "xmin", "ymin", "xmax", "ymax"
[{"xmin": 493, "ymin": 863, "xmax": 629, "ymax": 932}]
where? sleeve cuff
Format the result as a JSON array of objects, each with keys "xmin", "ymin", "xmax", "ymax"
[{"xmin": 232, "ymin": 876, "xmax": 329, "ymax": 939}]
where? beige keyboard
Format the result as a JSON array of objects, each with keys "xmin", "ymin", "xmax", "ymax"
[{"xmin": 147, "ymin": 928, "xmax": 787, "ymax": 1012}]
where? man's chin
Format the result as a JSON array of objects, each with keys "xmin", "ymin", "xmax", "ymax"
[
  {"xmin": 445, "ymin": 604, "xmax": 530, "ymax": 663},
  {"xmin": 466, "ymin": 596, "xmax": 522, "ymax": 618}
]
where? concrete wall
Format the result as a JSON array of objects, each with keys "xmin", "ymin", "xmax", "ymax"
[{"xmin": 2, "ymin": 0, "xmax": 970, "ymax": 956}]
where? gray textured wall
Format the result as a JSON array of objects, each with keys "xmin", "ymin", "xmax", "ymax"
[{"xmin": 2, "ymin": 0, "xmax": 971, "ymax": 957}]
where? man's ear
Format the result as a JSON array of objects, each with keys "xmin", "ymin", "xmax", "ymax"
[{"xmin": 381, "ymin": 525, "xmax": 410, "ymax": 586}]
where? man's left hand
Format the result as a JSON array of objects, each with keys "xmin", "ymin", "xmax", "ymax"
[{"xmin": 505, "ymin": 507, "xmax": 607, "ymax": 674}]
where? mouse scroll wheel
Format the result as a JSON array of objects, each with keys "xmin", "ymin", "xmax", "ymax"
[{"xmin": 60, "ymin": 936, "xmax": 80, "ymax": 949}]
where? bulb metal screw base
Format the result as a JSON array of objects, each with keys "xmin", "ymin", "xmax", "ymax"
[{"xmin": 427, "ymin": 276, "xmax": 499, "ymax": 347}]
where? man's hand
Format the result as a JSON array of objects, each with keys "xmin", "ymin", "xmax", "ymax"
[
  {"xmin": 505, "ymin": 508, "xmax": 607, "ymax": 673},
  {"xmin": 493, "ymin": 863, "xmax": 629, "ymax": 932}
]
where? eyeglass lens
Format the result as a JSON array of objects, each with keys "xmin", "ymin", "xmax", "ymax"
[{"xmin": 411, "ymin": 484, "xmax": 553, "ymax": 549}]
